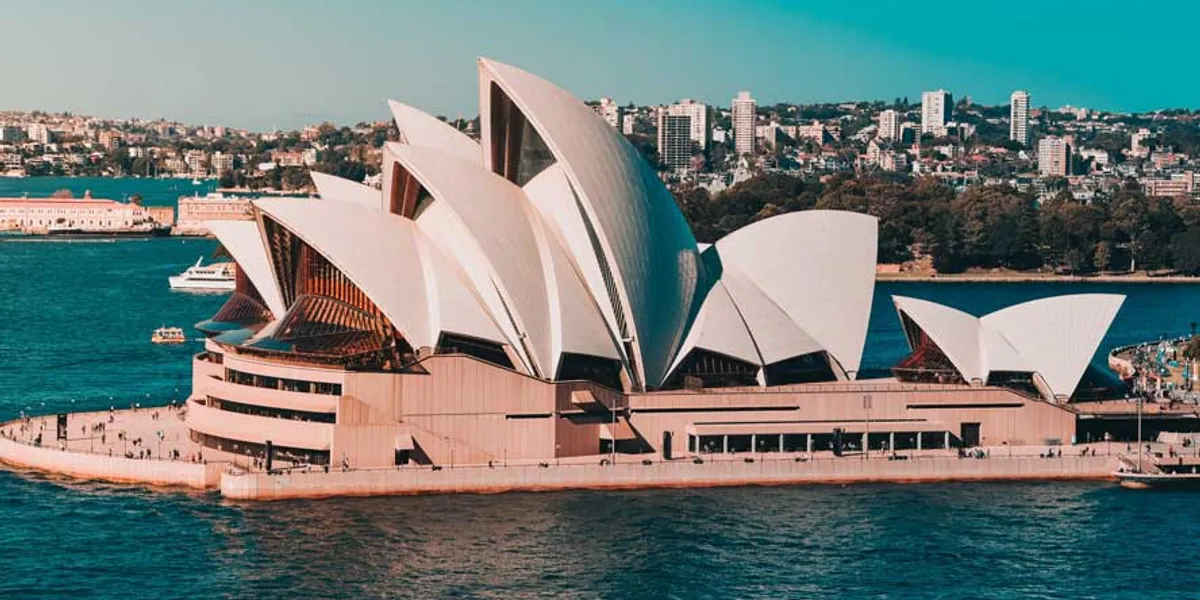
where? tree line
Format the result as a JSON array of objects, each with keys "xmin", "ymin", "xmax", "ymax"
[{"xmin": 676, "ymin": 173, "xmax": 1200, "ymax": 275}]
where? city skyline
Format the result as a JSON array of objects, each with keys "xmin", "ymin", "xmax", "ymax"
[{"xmin": 2, "ymin": 0, "xmax": 1199, "ymax": 130}]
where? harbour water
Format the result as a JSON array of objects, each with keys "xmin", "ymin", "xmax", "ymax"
[
  {"xmin": 5, "ymin": 184, "xmax": 1200, "ymax": 596},
  {"xmin": 0, "ymin": 176, "xmax": 218, "ymax": 207}
]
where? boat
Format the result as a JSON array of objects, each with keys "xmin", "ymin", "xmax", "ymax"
[
  {"xmin": 168, "ymin": 257, "xmax": 236, "ymax": 292},
  {"xmin": 192, "ymin": 178, "xmax": 202, "ymax": 185},
  {"xmin": 151, "ymin": 326, "xmax": 187, "ymax": 344},
  {"xmin": 1113, "ymin": 393, "xmax": 1200, "ymax": 488}
]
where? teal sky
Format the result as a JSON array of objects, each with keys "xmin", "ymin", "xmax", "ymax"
[{"xmin": 2, "ymin": 0, "xmax": 1195, "ymax": 130}]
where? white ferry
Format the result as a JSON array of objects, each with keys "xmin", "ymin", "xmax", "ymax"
[
  {"xmin": 151, "ymin": 326, "xmax": 187, "ymax": 344},
  {"xmin": 168, "ymin": 257, "xmax": 236, "ymax": 292}
]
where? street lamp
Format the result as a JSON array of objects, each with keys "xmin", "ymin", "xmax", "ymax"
[{"xmin": 863, "ymin": 394, "xmax": 873, "ymax": 460}]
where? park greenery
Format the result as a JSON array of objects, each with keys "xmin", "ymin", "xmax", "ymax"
[{"xmin": 677, "ymin": 172, "xmax": 1200, "ymax": 275}]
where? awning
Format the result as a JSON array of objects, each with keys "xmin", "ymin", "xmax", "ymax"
[
  {"xmin": 600, "ymin": 418, "xmax": 637, "ymax": 441},
  {"xmin": 689, "ymin": 420, "xmax": 950, "ymax": 437},
  {"xmin": 395, "ymin": 433, "xmax": 415, "ymax": 451},
  {"xmin": 571, "ymin": 390, "xmax": 599, "ymax": 406}
]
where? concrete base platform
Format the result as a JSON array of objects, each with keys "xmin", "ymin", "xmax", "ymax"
[
  {"xmin": 220, "ymin": 454, "xmax": 1116, "ymax": 500},
  {"xmin": 0, "ymin": 409, "xmax": 1118, "ymax": 499}
]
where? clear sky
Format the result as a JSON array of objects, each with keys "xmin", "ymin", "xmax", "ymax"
[{"xmin": 2, "ymin": 0, "xmax": 1196, "ymax": 130}]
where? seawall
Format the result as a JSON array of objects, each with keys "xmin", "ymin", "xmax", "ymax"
[
  {"xmin": 0, "ymin": 434, "xmax": 221, "ymax": 489},
  {"xmin": 221, "ymin": 455, "xmax": 1115, "ymax": 501}
]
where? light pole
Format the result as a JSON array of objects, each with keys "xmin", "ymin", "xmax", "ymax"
[{"xmin": 863, "ymin": 394, "xmax": 873, "ymax": 460}]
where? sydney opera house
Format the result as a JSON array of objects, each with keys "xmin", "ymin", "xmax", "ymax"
[{"xmin": 184, "ymin": 58, "xmax": 1126, "ymax": 470}]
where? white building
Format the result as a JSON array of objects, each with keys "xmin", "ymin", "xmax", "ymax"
[
  {"xmin": 921, "ymin": 90, "xmax": 952, "ymax": 135},
  {"xmin": 184, "ymin": 150, "xmax": 208, "ymax": 178},
  {"xmin": 878, "ymin": 109, "xmax": 901, "ymax": 141},
  {"xmin": 26, "ymin": 123, "xmax": 50, "ymax": 145},
  {"xmin": 593, "ymin": 97, "xmax": 623, "ymax": 131},
  {"xmin": 731, "ymin": 91, "xmax": 756, "ymax": 156},
  {"xmin": 211, "ymin": 152, "xmax": 234, "ymax": 177},
  {"xmin": 1038, "ymin": 136, "xmax": 1072, "ymax": 177},
  {"xmin": 661, "ymin": 99, "xmax": 709, "ymax": 150},
  {"xmin": 0, "ymin": 197, "xmax": 151, "ymax": 232},
  {"xmin": 1010, "ymin": 90, "xmax": 1030, "ymax": 146}
]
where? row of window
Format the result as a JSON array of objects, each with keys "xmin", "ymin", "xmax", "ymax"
[
  {"xmin": 224, "ymin": 367, "xmax": 342, "ymax": 396},
  {"xmin": 190, "ymin": 430, "xmax": 330, "ymax": 465},
  {"xmin": 207, "ymin": 395, "xmax": 336, "ymax": 424}
]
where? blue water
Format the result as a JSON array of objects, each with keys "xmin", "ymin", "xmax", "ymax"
[
  {"xmin": 4, "ymin": 179, "xmax": 1200, "ymax": 598},
  {"xmin": 0, "ymin": 176, "xmax": 217, "ymax": 207}
]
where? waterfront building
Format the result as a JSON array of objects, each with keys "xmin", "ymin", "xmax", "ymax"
[
  {"xmin": 731, "ymin": 90, "xmax": 756, "ymax": 156},
  {"xmin": 921, "ymin": 89, "xmax": 952, "ymax": 135},
  {"xmin": 174, "ymin": 193, "xmax": 254, "ymax": 235},
  {"xmin": 1010, "ymin": 90, "xmax": 1030, "ymax": 146},
  {"xmin": 183, "ymin": 58, "xmax": 1124, "ymax": 472},
  {"xmin": 593, "ymin": 97, "xmax": 623, "ymax": 131},
  {"xmin": 0, "ymin": 196, "xmax": 152, "ymax": 232},
  {"xmin": 185, "ymin": 150, "xmax": 208, "ymax": 178},
  {"xmin": 878, "ymin": 109, "xmax": 901, "ymax": 142},
  {"xmin": 1038, "ymin": 136, "xmax": 1072, "ymax": 177}
]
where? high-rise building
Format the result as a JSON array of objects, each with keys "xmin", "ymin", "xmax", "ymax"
[
  {"xmin": 1038, "ymin": 136, "xmax": 1072, "ymax": 177},
  {"xmin": 662, "ymin": 99, "xmax": 709, "ymax": 149},
  {"xmin": 657, "ymin": 114, "xmax": 693, "ymax": 173},
  {"xmin": 593, "ymin": 97, "xmax": 623, "ymax": 131},
  {"xmin": 0, "ymin": 126, "xmax": 24, "ymax": 143},
  {"xmin": 920, "ymin": 90, "xmax": 952, "ymax": 135},
  {"xmin": 878, "ymin": 109, "xmax": 901, "ymax": 141},
  {"xmin": 26, "ymin": 123, "xmax": 50, "ymax": 145},
  {"xmin": 1010, "ymin": 91, "xmax": 1030, "ymax": 146},
  {"xmin": 731, "ymin": 91, "xmax": 756, "ymax": 156}
]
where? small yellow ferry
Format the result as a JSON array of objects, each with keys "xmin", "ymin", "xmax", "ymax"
[{"xmin": 151, "ymin": 326, "xmax": 187, "ymax": 344}]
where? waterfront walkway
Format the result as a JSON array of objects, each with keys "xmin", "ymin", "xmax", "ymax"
[{"xmin": 0, "ymin": 406, "xmax": 1143, "ymax": 499}]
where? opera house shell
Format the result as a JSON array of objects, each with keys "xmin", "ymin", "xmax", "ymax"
[{"xmin": 185, "ymin": 58, "xmax": 1125, "ymax": 469}]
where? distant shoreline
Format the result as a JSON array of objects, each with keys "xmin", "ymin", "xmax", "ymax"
[{"xmin": 877, "ymin": 272, "xmax": 1200, "ymax": 284}]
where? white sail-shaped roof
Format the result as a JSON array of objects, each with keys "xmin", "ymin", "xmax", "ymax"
[
  {"xmin": 894, "ymin": 294, "xmax": 1125, "ymax": 399},
  {"xmin": 387, "ymin": 100, "xmax": 481, "ymax": 164},
  {"xmin": 206, "ymin": 220, "xmax": 286, "ymax": 318},
  {"xmin": 667, "ymin": 279, "xmax": 762, "ymax": 375},
  {"xmin": 523, "ymin": 163, "xmax": 622, "ymax": 344},
  {"xmin": 719, "ymin": 266, "xmax": 824, "ymax": 366},
  {"xmin": 982, "ymin": 295, "xmax": 1124, "ymax": 399},
  {"xmin": 309, "ymin": 172, "xmax": 378, "ymax": 208},
  {"xmin": 893, "ymin": 296, "xmax": 985, "ymax": 382},
  {"xmin": 479, "ymin": 57, "xmax": 700, "ymax": 389},
  {"xmin": 713, "ymin": 211, "xmax": 877, "ymax": 377},
  {"xmin": 254, "ymin": 198, "xmax": 503, "ymax": 351},
  {"xmin": 390, "ymin": 143, "xmax": 618, "ymax": 377}
]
